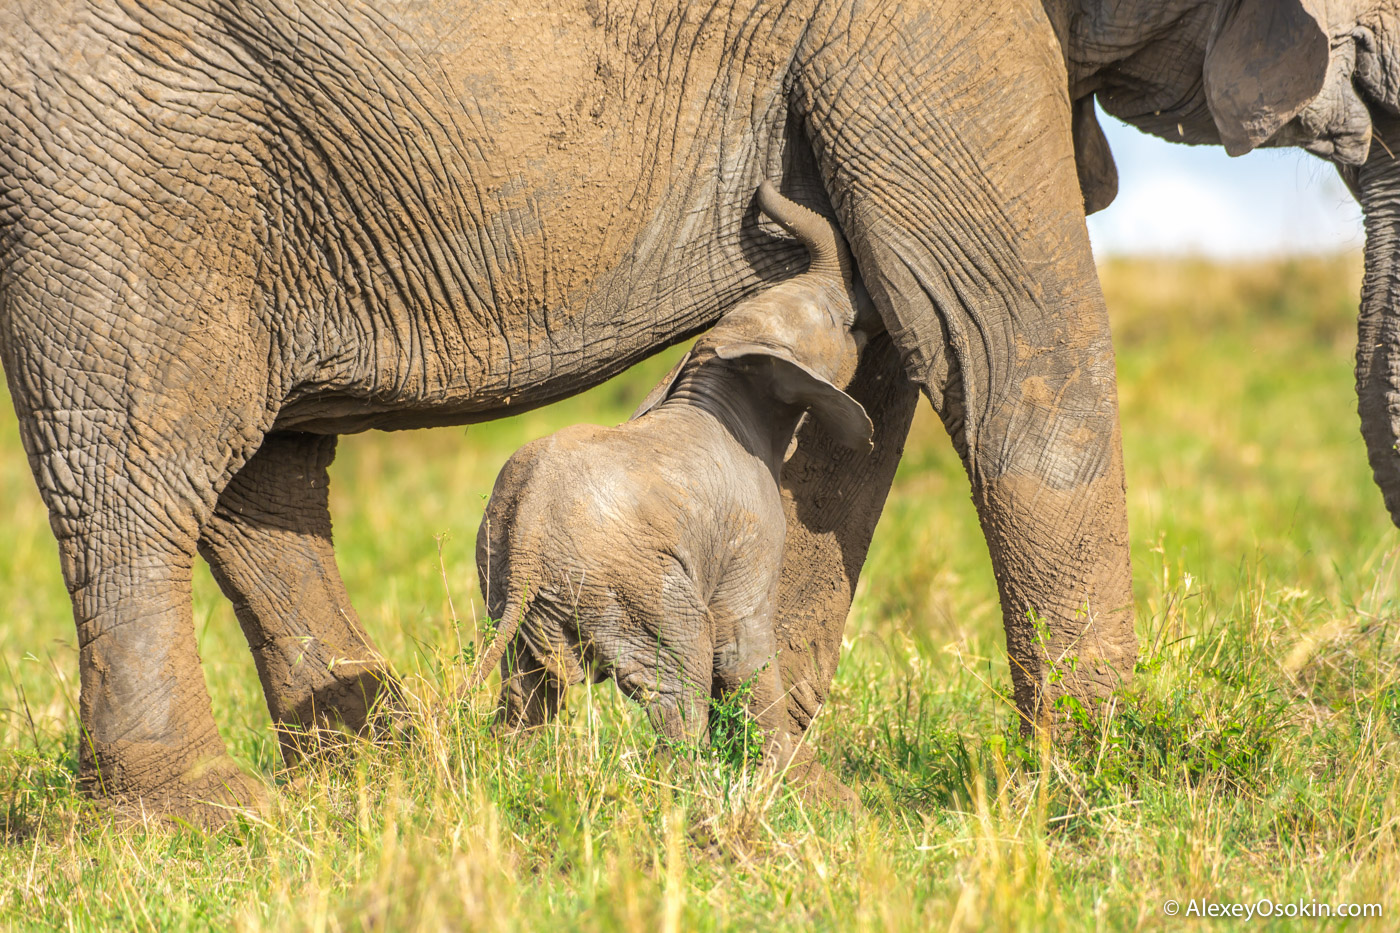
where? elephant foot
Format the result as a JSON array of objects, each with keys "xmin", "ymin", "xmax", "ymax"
[
  {"xmin": 271, "ymin": 663, "xmax": 407, "ymax": 762},
  {"xmin": 82, "ymin": 744, "xmax": 269, "ymax": 829},
  {"xmin": 1029, "ymin": 646, "xmax": 1137, "ymax": 737}
]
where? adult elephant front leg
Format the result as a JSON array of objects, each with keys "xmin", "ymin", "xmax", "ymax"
[
  {"xmin": 794, "ymin": 2, "xmax": 1137, "ymax": 727},
  {"xmin": 198, "ymin": 432, "xmax": 397, "ymax": 762}
]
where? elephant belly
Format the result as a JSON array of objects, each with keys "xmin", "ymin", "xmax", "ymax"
[
  {"xmin": 236, "ymin": 0, "xmax": 807, "ymax": 432},
  {"xmin": 0, "ymin": 0, "xmax": 814, "ymax": 435}
]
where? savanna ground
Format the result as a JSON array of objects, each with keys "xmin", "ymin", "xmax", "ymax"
[{"xmin": 3, "ymin": 255, "xmax": 1400, "ymax": 931}]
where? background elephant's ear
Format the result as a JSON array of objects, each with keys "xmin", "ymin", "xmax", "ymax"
[
  {"xmin": 1203, "ymin": 0, "xmax": 1330, "ymax": 156},
  {"xmin": 630, "ymin": 348, "xmax": 694, "ymax": 420},
  {"xmin": 714, "ymin": 343, "xmax": 873, "ymax": 451}
]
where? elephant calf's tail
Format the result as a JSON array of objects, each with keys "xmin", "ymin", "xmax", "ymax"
[{"xmin": 468, "ymin": 578, "xmax": 532, "ymax": 689}]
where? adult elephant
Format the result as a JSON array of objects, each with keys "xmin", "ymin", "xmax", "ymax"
[{"xmin": 0, "ymin": 0, "xmax": 1388, "ymax": 821}]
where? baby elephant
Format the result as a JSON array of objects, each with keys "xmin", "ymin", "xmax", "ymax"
[{"xmin": 471, "ymin": 181, "xmax": 873, "ymax": 800}]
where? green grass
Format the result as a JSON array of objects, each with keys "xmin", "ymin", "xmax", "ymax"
[{"xmin": 4, "ymin": 254, "xmax": 1400, "ymax": 930}]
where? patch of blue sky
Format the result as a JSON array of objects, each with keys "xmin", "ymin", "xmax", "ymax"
[{"xmin": 1086, "ymin": 108, "xmax": 1364, "ymax": 257}]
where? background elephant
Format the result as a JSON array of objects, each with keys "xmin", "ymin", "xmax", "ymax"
[
  {"xmin": 472, "ymin": 182, "xmax": 871, "ymax": 802},
  {"xmin": 0, "ymin": 0, "xmax": 1394, "ymax": 821}
]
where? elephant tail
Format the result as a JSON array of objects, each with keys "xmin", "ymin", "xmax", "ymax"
[
  {"xmin": 468, "ymin": 574, "xmax": 533, "ymax": 689},
  {"xmin": 755, "ymin": 179, "xmax": 853, "ymax": 284}
]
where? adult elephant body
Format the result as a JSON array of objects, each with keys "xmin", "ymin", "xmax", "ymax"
[{"xmin": 0, "ymin": 0, "xmax": 1383, "ymax": 820}]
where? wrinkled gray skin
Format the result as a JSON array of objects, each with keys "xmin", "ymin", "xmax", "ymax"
[
  {"xmin": 472, "ymin": 182, "xmax": 872, "ymax": 802},
  {"xmin": 3, "ymin": 0, "xmax": 1399, "ymax": 822}
]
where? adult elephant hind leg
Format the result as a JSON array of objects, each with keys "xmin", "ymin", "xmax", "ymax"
[
  {"xmin": 197, "ymin": 432, "xmax": 398, "ymax": 763},
  {"xmin": 67, "ymin": 520, "xmax": 265, "ymax": 825},
  {"xmin": 795, "ymin": 2, "xmax": 1137, "ymax": 728},
  {"xmin": 0, "ymin": 224, "xmax": 278, "ymax": 823}
]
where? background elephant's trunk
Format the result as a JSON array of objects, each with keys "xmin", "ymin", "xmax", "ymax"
[{"xmin": 1355, "ymin": 114, "xmax": 1400, "ymax": 524}]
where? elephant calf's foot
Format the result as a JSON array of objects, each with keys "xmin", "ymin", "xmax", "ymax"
[
  {"xmin": 83, "ymin": 744, "xmax": 269, "ymax": 829},
  {"xmin": 271, "ymin": 663, "xmax": 406, "ymax": 763}
]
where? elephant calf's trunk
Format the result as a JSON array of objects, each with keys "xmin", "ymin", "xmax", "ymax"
[{"xmin": 756, "ymin": 180, "xmax": 851, "ymax": 282}]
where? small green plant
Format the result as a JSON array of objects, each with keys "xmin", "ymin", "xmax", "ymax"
[
  {"xmin": 706, "ymin": 669, "xmax": 770, "ymax": 770},
  {"xmin": 459, "ymin": 615, "xmax": 500, "ymax": 669},
  {"xmin": 1053, "ymin": 675, "xmax": 1284, "ymax": 800},
  {"xmin": 650, "ymin": 665, "xmax": 772, "ymax": 770}
]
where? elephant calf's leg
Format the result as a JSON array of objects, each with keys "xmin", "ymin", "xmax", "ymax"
[
  {"xmin": 198, "ymin": 432, "xmax": 395, "ymax": 762},
  {"xmin": 495, "ymin": 639, "xmax": 566, "ymax": 732}
]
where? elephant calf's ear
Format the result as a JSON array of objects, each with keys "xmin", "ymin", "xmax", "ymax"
[
  {"xmin": 714, "ymin": 344, "xmax": 874, "ymax": 451},
  {"xmin": 1203, "ymin": 0, "xmax": 1330, "ymax": 156},
  {"xmin": 631, "ymin": 348, "xmax": 695, "ymax": 420}
]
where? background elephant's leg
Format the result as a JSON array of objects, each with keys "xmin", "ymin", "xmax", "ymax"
[
  {"xmin": 198, "ymin": 432, "xmax": 393, "ymax": 761},
  {"xmin": 722, "ymin": 589, "xmax": 860, "ymax": 806},
  {"xmin": 773, "ymin": 334, "xmax": 919, "ymax": 734},
  {"xmin": 709, "ymin": 578, "xmax": 787, "ymax": 740},
  {"xmin": 495, "ymin": 639, "xmax": 565, "ymax": 732}
]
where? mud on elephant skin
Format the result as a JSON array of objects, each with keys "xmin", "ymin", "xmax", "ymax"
[{"xmin": 470, "ymin": 182, "xmax": 871, "ymax": 805}]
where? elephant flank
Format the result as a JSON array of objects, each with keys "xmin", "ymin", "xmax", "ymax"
[{"xmin": 470, "ymin": 575, "xmax": 533, "ymax": 689}]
